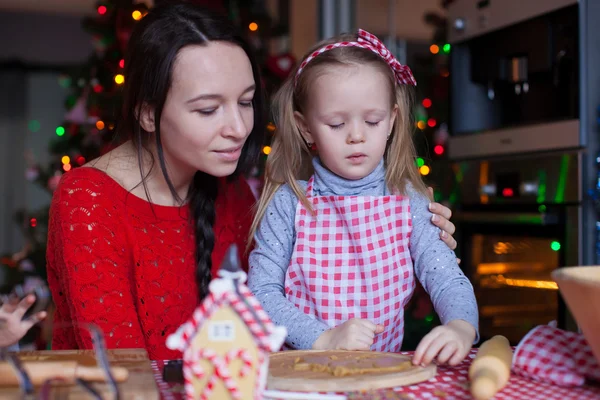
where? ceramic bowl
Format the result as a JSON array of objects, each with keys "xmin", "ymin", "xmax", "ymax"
[{"xmin": 552, "ymin": 266, "xmax": 600, "ymax": 363}]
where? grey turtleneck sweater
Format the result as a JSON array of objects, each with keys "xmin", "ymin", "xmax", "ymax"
[{"xmin": 248, "ymin": 158, "xmax": 479, "ymax": 350}]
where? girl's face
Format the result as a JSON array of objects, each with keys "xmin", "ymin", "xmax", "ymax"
[
  {"xmin": 149, "ymin": 42, "xmax": 256, "ymax": 178},
  {"xmin": 294, "ymin": 63, "xmax": 396, "ymax": 180}
]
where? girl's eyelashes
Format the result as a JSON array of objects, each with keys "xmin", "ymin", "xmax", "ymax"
[{"xmin": 326, "ymin": 120, "xmax": 383, "ymax": 130}]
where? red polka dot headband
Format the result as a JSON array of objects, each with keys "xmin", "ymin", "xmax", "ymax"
[{"xmin": 294, "ymin": 29, "xmax": 417, "ymax": 87}]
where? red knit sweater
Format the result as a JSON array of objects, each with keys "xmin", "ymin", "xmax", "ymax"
[{"xmin": 46, "ymin": 167, "xmax": 256, "ymax": 360}]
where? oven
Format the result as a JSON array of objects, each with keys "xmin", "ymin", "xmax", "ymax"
[
  {"xmin": 445, "ymin": 153, "xmax": 580, "ymax": 344},
  {"xmin": 446, "ymin": 0, "xmax": 580, "ymax": 159},
  {"xmin": 438, "ymin": 0, "xmax": 600, "ymax": 345}
]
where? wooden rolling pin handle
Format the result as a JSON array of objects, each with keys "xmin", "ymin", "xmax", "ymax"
[
  {"xmin": 469, "ymin": 335, "xmax": 513, "ymax": 400},
  {"xmin": 77, "ymin": 365, "xmax": 129, "ymax": 383},
  {"xmin": 471, "ymin": 366, "xmax": 502, "ymax": 400},
  {"xmin": 0, "ymin": 361, "xmax": 79, "ymax": 386},
  {"xmin": 0, "ymin": 361, "xmax": 129, "ymax": 386}
]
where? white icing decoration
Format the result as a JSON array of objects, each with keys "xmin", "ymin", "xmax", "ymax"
[
  {"xmin": 258, "ymin": 358, "xmax": 269, "ymax": 396},
  {"xmin": 208, "ymin": 277, "xmax": 234, "ymax": 296},
  {"xmin": 209, "ymin": 271, "xmax": 248, "ymax": 296},
  {"xmin": 166, "ymin": 324, "xmax": 188, "ymax": 350},
  {"xmin": 268, "ymin": 326, "xmax": 287, "ymax": 352}
]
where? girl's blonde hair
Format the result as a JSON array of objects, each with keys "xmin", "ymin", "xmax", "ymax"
[{"xmin": 248, "ymin": 33, "xmax": 429, "ymax": 248}]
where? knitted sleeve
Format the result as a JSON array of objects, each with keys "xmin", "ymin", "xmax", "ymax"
[{"xmin": 46, "ymin": 169, "xmax": 145, "ymax": 351}]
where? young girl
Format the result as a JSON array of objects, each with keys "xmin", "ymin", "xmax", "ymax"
[{"xmin": 248, "ymin": 30, "xmax": 478, "ymax": 367}]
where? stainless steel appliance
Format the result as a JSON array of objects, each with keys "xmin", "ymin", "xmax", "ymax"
[
  {"xmin": 442, "ymin": 0, "xmax": 600, "ymax": 344},
  {"xmin": 447, "ymin": 153, "xmax": 579, "ymax": 343},
  {"xmin": 447, "ymin": 0, "xmax": 579, "ymax": 159}
]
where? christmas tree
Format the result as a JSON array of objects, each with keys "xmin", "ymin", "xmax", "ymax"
[
  {"xmin": 1, "ymin": 0, "xmax": 150, "ymax": 287},
  {"xmin": 1, "ymin": 0, "xmax": 284, "ymax": 287}
]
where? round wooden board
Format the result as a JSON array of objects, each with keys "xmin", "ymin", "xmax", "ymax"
[{"xmin": 267, "ymin": 350, "xmax": 436, "ymax": 392}]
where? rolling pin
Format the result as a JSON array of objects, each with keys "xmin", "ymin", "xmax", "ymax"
[
  {"xmin": 468, "ymin": 335, "xmax": 513, "ymax": 400},
  {"xmin": 0, "ymin": 361, "xmax": 129, "ymax": 386}
]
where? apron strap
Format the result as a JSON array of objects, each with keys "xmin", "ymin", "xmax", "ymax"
[{"xmin": 305, "ymin": 176, "xmax": 315, "ymax": 199}]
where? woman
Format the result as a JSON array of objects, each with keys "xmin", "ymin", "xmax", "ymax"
[{"xmin": 46, "ymin": 2, "xmax": 458, "ymax": 360}]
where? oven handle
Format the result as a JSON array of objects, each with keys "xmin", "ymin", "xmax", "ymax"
[{"xmin": 454, "ymin": 211, "xmax": 559, "ymax": 225}]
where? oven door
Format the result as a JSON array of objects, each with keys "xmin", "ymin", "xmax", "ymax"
[{"xmin": 455, "ymin": 205, "xmax": 578, "ymax": 344}]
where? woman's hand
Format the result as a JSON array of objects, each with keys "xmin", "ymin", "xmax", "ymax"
[
  {"xmin": 412, "ymin": 319, "xmax": 476, "ymax": 366},
  {"xmin": 428, "ymin": 187, "xmax": 459, "ymax": 256},
  {"xmin": 0, "ymin": 294, "xmax": 47, "ymax": 348}
]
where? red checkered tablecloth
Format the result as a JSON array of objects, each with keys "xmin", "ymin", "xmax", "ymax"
[{"xmin": 151, "ymin": 350, "xmax": 600, "ymax": 399}]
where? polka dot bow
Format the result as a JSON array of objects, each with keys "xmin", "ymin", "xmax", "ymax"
[{"xmin": 295, "ymin": 28, "xmax": 417, "ymax": 87}]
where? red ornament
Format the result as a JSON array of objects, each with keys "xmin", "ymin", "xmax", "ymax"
[
  {"xmin": 0, "ymin": 257, "xmax": 17, "ymax": 267},
  {"xmin": 266, "ymin": 53, "xmax": 296, "ymax": 80},
  {"xmin": 97, "ymin": 5, "xmax": 107, "ymax": 15}
]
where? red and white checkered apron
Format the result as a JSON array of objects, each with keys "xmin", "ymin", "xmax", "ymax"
[{"xmin": 284, "ymin": 176, "xmax": 415, "ymax": 352}]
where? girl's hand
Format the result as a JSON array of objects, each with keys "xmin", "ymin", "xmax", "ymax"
[
  {"xmin": 312, "ymin": 319, "xmax": 384, "ymax": 351},
  {"xmin": 0, "ymin": 294, "xmax": 47, "ymax": 348},
  {"xmin": 428, "ymin": 187, "xmax": 459, "ymax": 259},
  {"xmin": 412, "ymin": 319, "xmax": 476, "ymax": 366}
]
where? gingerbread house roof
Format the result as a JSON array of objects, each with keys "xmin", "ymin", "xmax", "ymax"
[{"xmin": 171, "ymin": 281, "xmax": 279, "ymax": 353}]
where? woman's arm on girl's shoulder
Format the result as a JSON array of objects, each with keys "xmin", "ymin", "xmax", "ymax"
[
  {"xmin": 248, "ymin": 182, "xmax": 330, "ymax": 350},
  {"xmin": 407, "ymin": 186, "xmax": 480, "ymax": 342},
  {"xmin": 46, "ymin": 169, "xmax": 145, "ymax": 350}
]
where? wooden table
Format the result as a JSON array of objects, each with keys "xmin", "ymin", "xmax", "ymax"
[{"xmin": 0, "ymin": 349, "xmax": 159, "ymax": 399}]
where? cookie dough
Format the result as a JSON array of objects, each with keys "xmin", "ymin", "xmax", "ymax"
[{"xmin": 292, "ymin": 352, "xmax": 413, "ymax": 377}]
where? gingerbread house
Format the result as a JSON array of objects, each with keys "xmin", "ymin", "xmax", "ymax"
[{"xmin": 166, "ymin": 245, "xmax": 286, "ymax": 400}]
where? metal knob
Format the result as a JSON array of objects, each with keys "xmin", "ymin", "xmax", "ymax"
[
  {"xmin": 480, "ymin": 184, "xmax": 496, "ymax": 196},
  {"xmin": 520, "ymin": 181, "xmax": 539, "ymax": 195},
  {"xmin": 454, "ymin": 18, "xmax": 466, "ymax": 31}
]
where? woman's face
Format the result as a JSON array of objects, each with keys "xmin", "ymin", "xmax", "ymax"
[{"xmin": 158, "ymin": 41, "xmax": 256, "ymax": 178}]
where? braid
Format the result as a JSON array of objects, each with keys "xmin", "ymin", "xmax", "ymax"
[{"xmin": 190, "ymin": 171, "xmax": 218, "ymax": 300}]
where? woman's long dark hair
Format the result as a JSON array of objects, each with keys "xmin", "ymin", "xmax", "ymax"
[{"xmin": 119, "ymin": 2, "xmax": 265, "ymax": 300}]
